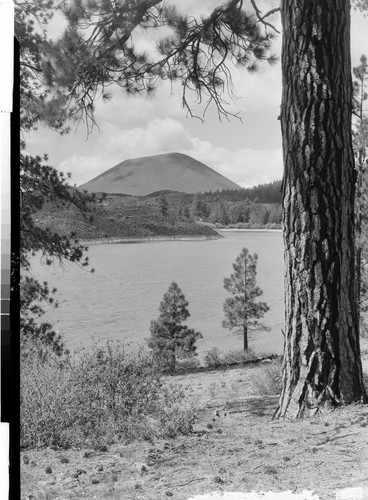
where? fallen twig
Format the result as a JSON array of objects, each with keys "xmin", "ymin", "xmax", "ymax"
[
  {"xmin": 166, "ymin": 477, "xmax": 207, "ymax": 488},
  {"xmin": 95, "ymin": 454, "xmax": 124, "ymax": 460},
  {"xmin": 285, "ymin": 460, "xmax": 300, "ymax": 468},
  {"xmin": 244, "ymin": 464, "xmax": 263, "ymax": 474},
  {"xmin": 316, "ymin": 432, "xmax": 361, "ymax": 446},
  {"xmin": 150, "ymin": 456, "xmax": 176, "ymax": 466},
  {"xmin": 171, "ymin": 467, "xmax": 190, "ymax": 474}
]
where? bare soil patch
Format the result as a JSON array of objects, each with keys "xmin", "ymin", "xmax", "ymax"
[{"xmin": 21, "ymin": 351, "xmax": 368, "ymax": 500}]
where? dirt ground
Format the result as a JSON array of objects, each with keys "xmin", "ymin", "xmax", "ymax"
[{"xmin": 21, "ymin": 348, "xmax": 368, "ymax": 500}]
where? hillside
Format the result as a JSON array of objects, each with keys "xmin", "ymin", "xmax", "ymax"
[
  {"xmin": 33, "ymin": 186, "xmax": 283, "ymax": 243},
  {"xmin": 34, "ymin": 193, "xmax": 220, "ymax": 242},
  {"xmin": 80, "ymin": 152, "xmax": 241, "ymax": 195}
]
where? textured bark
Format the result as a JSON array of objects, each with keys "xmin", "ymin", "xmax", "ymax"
[{"xmin": 275, "ymin": 0, "xmax": 367, "ymax": 418}]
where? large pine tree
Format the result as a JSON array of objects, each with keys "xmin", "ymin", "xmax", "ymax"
[{"xmin": 275, "ymin": 0, "xmax": 367, "ymax": 418}]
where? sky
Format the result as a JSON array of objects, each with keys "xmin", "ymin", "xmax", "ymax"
[{"xmin": 24, "ymin": 1, "xmax": 368, "ymax": 189}]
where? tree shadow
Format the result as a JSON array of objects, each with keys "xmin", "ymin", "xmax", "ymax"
[{"xmin": 225, "ymin": 395, "xmax": 280, "ymax": 418}]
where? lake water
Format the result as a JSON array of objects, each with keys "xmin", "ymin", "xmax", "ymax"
[{"xmin": 29, "ymin": 230, "xmax": 285, "ymax": 357}]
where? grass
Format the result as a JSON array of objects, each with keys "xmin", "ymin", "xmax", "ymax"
[{"xmin": 21, "ymin": 340, "xmax": 197, "ymax": 450}]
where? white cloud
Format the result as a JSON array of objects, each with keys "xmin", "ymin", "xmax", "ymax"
[
  {"xmin": 94, "ymin": 80, "xmax": 184, "ymax": 127},
  {"xmin": 59, "ymin": 117, "xmax": 282, "ymax": 187},
  {"xmin": 100, "ymin": 118, "xmax": 192, "ymax": 155},
  {"xmin": 351, "ymin": 10, "xmax": 368, "ymax": 63},
  {"xmin": 186, "ymin": 138, "xmax": 283, "ymax": 187},
  {"xmin": 59, "ymin": 155, "xmax": 108, "ymax": 185},
  {"xmin": 60, "ymin": 117, "xmax": 192, "ymax": 184}
]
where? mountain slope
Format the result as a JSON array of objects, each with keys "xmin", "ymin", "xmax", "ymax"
[{"xmin": 80, "ymin": 152, "xmax": 241, "ymax": 195}]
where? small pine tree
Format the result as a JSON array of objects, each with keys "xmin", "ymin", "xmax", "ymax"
[
  {"xmin": 190, "ymin": 194, "xmax": 210, "ymax": 220},
  {"xmin": 223, "ymin": 248, "xmax": 269, "ymax": 351},
  {"xmin": 158, "ymin": 194, "xmax": 169, "ymax": 216},
  {"xmin": 148, "ymin": 282, "xmax": 202, "ymax": 371},
  {"xmin": 177, "ymin": 203, "xmax": 190, "ymax": 220}
]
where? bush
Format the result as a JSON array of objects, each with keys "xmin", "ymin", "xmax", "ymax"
[
  {"xmin": 204, "ymin": 347, "xmax": 223, "ymax": 368},
  {"xmin": 222, "ymin": 348, "xmax": 256, "ymax": 365},
  {"xmin": 21, "ymin": 341, "xmax": 197, "ymax": 449},
  {"xmin": 176, "ymin": 357, "xmax": 200, "ymax": 371},
  {"xmin": 204, "ymin": 347, "xmax": 257, "ymax": 368},
  {"xmin": 20, "ymin": 338, "xmax": 76, "ymax": 449},
  {"xmin": 251, "ymin": 360, "xmax": 283, "ymax": 396}
]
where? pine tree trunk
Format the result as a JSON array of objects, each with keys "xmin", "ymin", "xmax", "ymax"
[
  {"xmin": 168, "ymin": 349, "xmax": 176, "ymax": 372},
  {"xmin": 275, "ymin": 0, "xmax": 367, "ymax": 418},
  {"xmin": 243, "ymin": 322, "xmax": 248, "ymax": 352}
]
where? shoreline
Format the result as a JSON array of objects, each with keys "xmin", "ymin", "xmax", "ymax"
[
  {"xmin": 80, "ymin": 234, "xmax": 223, "ymax": 245},
  {"xmin": 218, "ymin": 228, "xmax": 282, "ymax": 232},
  {"xmin": 80, "ymin": 228, "xmax": 282, "ymax": 245}
]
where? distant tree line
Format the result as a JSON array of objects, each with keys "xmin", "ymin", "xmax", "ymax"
[
  {"xmin": 155, "ymin": 180, "xmax": 283, "ymax": 228},
  {"xmin": 202, "ymin": 180, "xmax": 282, "ymax": 203}
]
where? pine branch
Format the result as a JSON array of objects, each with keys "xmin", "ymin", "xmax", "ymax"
[{"xmin": 249, "ymin": 0, "xmax": 280, "ymax": 34}]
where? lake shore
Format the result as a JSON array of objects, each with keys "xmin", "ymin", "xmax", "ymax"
[
  {"xmin": 80, "ymin": 228, "xmax": 284, "ymax": 244},
  {"xmin": 80, "ymin": 234, "xmax": 224, "ymax": 245},
  {"xmin": 218, "ymin": 228, "xmax": 282, "ymax": 232}
]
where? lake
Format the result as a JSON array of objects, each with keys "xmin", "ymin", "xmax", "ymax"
[{"xmin": 29, "ymin": 230, "xmax": 285, "ymax": 357}]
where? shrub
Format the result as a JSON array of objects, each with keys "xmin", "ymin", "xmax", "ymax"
[
  {"xmin": 176, "ymin": 357, "xmax": 200, "ymax": 371},
  {"xmin": 20, "ymin": 338, "xmax": 76, "ymax": 449},
  {"xmin": 251, "ymin": 360, "xmax": 283, "ymax": 396},
  {"xmin": 204, "ymin": 347, "xmax": 223, "ymax": 368},
  {"xmin": 155, "ymin": 384, "xmax": 196, "ymax": 438},
  {"xmin": 222, "ymin": 348, "xmax": 256, "ymax": 365},
  {"xmin": 21, "ymin": 341, "xmax": 197, "ymax": 449}
]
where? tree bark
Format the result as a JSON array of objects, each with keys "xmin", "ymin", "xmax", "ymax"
[{"xmin": 275, "ymin": 0, "xmax": 367, "ymax": 418}]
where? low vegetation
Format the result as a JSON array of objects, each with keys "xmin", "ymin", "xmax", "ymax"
[
  {"xmin": 251, "ymin": 359, "xmax": 284, "ymax": 395},
  {"xmin": 204, "ymin": 347, "xmax": 257, "ymax": 368},
  {"xmin": 20, "ymin": 339, "xmax": 197, "ymax": 450},
  {"xmin": 21, "ymin": 346, "xmax": 368, "ymax": 500}
]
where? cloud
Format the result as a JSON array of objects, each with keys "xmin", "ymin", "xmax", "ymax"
[
  {"xmin": 60, "ymin": 117, "xmax": 192, "ymax": 184},
  {"xmin": 351, "ymin": 10, "xmax": 368, "ymax": 63},
  {"xmin": 29, "ymin": 0, "xmax": 368, "ymax": 195},
  {"xmin": 59, "ymin": 117, "xmax": 282, "ymax": 187},
  {"xmin": 185, "ymin": 139, "xmax": 283, "ymax": 187},
  {"xmin": 59, "ymin": 155, "xmax": 108, "ymax": 185},
  {"xmin": 94, "ymin": 84, "xmax": 184, "ymax": 127},
  {"xmin": 100, "ymin": 118, "xmax": 192, "ymax": 155}
]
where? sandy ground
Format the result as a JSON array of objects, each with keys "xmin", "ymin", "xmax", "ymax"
[{"xmin": 187, "ymin": 488, "xmax": 368, "ymax": 500}]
